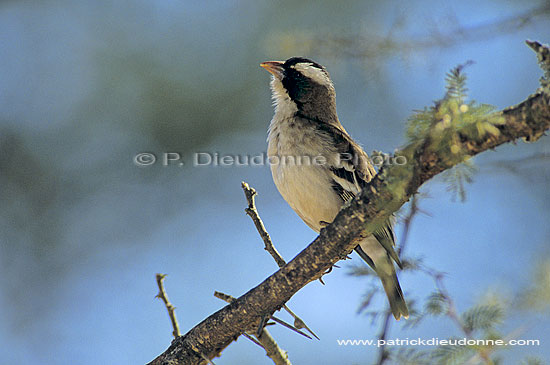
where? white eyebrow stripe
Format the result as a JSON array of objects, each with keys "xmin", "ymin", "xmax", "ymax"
[{"xmin": 293, "ymin": 63, "xmax": 332, "ymax": 86}]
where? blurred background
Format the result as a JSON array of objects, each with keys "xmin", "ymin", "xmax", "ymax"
[{"xmin": 1, "ymin": 0, "xmax": 549, "ymax": 364}]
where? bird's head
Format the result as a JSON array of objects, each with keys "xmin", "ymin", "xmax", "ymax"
[{"xmin": 261, "ymin": 57, "xmax": 337, "ymax": 122}]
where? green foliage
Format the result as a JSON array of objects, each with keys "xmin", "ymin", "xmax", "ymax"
[
  {"xmin": 386, "ymin": 277, "xmax": 549, "ymax": 364},
  {"xmin": 406, "ymin": 63, "xmax": 505, "ymax": 171},
  {"xmin": 445, "ymin": 62, "xmax": 471, "ymax": 102},
  {"xmin": 405, "ymin": 106, "xmax": 434, "ymax": 144},
  {"xmin": 392, "ymin": 348, "xmax": 432, "ymax": 365},
  {"xmin": 401, "ymin": 257, "xmax": 424, "ymax": 272},
  {"xmin": 401, "ymin": 299, "xmax": 423, "ymax": 329},
  {"xmin": 430, "ymin": 340, "xmax": 474, "ymax": 365},
  {"xmin": 425, "ymin": 291, "xmax": 448, "ymax": 315},
  {"xmin": 440, "ymin": 159, "xmax": 477, "ymax": 202},
  {"xmin": 347, "ymin": 264, "xmax": 382, "ymax": 315},
  {"xmin": 521, "ymin": 356, "xmax": 546, "ymax": 365},
  {"xmin": 347, "ymin": 264, "xmax": 376, "ymax": 277},
  {"xmin": 461, "ymin": 303, "xmax": 504, "ymax": 333},
  {"xmin": 356, "ymin": 287, "xmax": 378, "ymax": 314},
  {"xmin": 407, "ymin": 63, "xmax": 503, "ymax": 143},
  {"xmin": 517, "ymin": 257, "xmax": 550, "ymax": 312},
  {"xmin": 406, "ymin": 63, "xmax": 507, "ymax": 201}
]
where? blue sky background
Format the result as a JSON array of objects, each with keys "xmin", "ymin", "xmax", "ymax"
[{"xmin": 1, "ymin": 1, "xmax": 549, "ymax": 364}]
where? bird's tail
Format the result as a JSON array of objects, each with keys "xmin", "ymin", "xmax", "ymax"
[
  {"xmin": 378, "ymin": 267, "xmax": 409, "ymax": 321},
  {"xmin": 355, "ymin": 238, "xmax": 409, "ymax": 320}
]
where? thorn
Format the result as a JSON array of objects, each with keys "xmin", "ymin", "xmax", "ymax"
[
  {"xmin": 270, "ymin": 316, "xmax": 313, "ymax": 340},
  {"xmin": 294, "ymin": 317, "xmax": 321, "ymax": 340},
  {"xmin": 282, "ymin": 305, "xmax": 320, "ymax": 340},
  {"xmin": 242, "ymin": 332, "xmax": 265, "ymax": 349},
  {"xmin": 256, "ymin": 315, "xmax": 269, "ymax": 338}
]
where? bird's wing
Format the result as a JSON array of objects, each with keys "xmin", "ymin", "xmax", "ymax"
[{"xmin": 317, "ymin": 122, "xmax": 402, "ymax": 269}]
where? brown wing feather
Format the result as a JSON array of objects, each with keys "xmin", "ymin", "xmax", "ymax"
[{"xmin": 316, "ymin": 121, "xmax": 402, "ymax": 268}]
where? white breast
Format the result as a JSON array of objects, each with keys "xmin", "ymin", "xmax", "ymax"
[{"xmin": 267, "ymin": 115, "xmax": 343, "ymax": 232}]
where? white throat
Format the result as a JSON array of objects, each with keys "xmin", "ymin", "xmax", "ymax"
[{"xmin": 269, "ymin": 76, "xmax": 298, "ymax": 121}]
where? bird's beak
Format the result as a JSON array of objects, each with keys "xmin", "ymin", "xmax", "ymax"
[{"xmin": 260, "ymin": 61, "xmax": 284, "ymax": 79}]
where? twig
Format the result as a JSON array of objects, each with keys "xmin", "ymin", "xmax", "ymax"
[
  {"xmin": 241, "ymin": 181, "xmax": 320, "ymax": 340},
  {"xmin": 155, "ymin": 273, "xmax": 181, "ymax": 338},
  {"xmin": 420, "ymin": 266, "xmax": 495, "ymax": 364},
  {"xmin": 374, "ymin": 311, "xmax": 393, "ymax": 365},
  {"xmin": 432, "ymin": 271, "xmax": 494, "ymax": 364},
  {"xmin": 296, "ymin": 4, "xmax": 550, "ymax": 60},
  {"xmin": 214, "ymin": 291, "xmax": 291, "ymax": 365},
  {"xmin": 433, "ymin": 273, "xmax": 472, "ymax": 339},
  {"xmin": 416, "ymin": 265, "xmax": 471, "ymax": 337},
  {"xmin": 241, "ymin": 182, "xmax": 287, "ymax": 268},
  {"xmin": 396, "ymin": 194, "xmax": 419, "ymax": 257}
]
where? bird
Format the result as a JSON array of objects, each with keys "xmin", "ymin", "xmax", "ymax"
[{"xmin": 260, "ymin": 57, "xmax": 408, "ymax": 320}]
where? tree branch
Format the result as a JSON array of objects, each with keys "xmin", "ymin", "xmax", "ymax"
[
  {"xmin": 241, "ymin": 181, "xmax": 287, "ymax": 268},
  {"xmin": 214, "ymin": 291, "xmax": 291, "ymax": 365},
  {"xmin": 148, "ymin": 41, "xmax": 550, "ymax": 365}
]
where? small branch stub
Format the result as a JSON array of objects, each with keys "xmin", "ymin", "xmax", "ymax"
[
  {"xmin": 155, "ymin": 273, "xmax": 182, "ymax": 338},
  {"xmin": 241, "ymin": 181, "xmax": 287, "ymax": 268}
]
